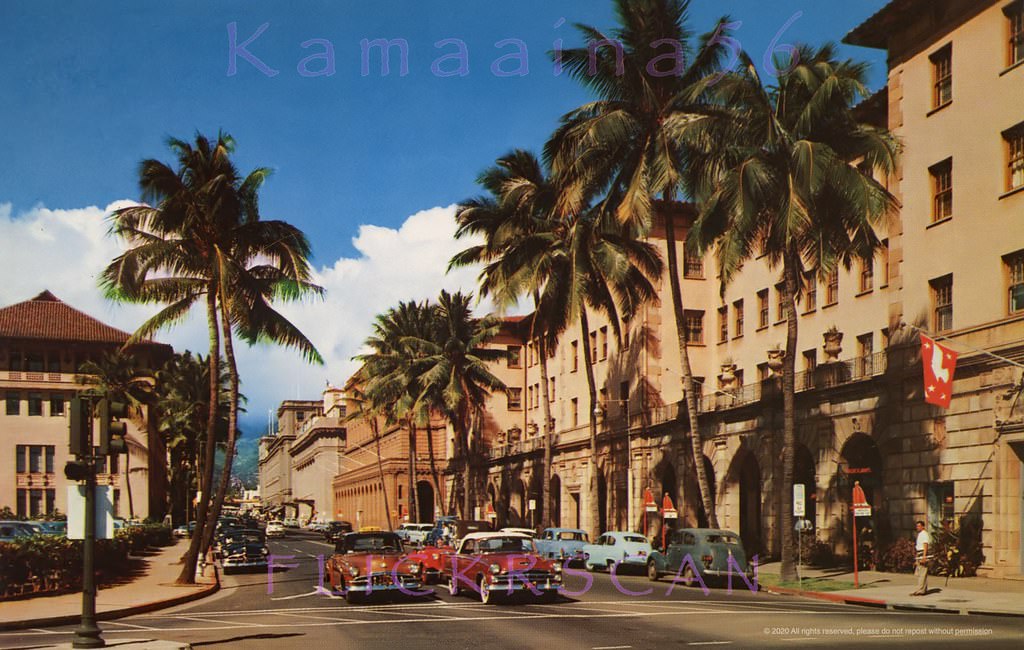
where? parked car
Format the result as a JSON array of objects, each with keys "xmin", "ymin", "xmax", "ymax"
[
  {"xmin": 34, "ymin": 520, "xmax": 67, "ymax": 536},
  {"xmin": 266, "ymin": 521, "xmax": 286, "ymax": 538},
  {"xmin": 534, "ymin": 527, "xmax": 590, "ymax": 565},
  {"xmin": 0, "ymin": 521, "xmax": 39, "ymax": 539},
  {"xmin": 396, "ymin": 523, "xmax": 433, "ymax": 545},
  {"xmin": 423, "ymin": 516, "xmax": 458, "ymax": 546},
  {"xmin": 324, "ymin": 521, "xmax": 353, "ymax": 543},
  {"xmin": 323, "ymin": 531, "xmax": 428, "ymax": 604},
  {"xmin": 646, "ymin": 528, "xmax": 755, "ymax": 586},
  {"xmin": 173, "ymin": 521, "xmax": 196, "ymax": 538},
  {"xmin": 446, "ymin": 532, "xmax": 561, "ymax": 604},
  {"xmin": 221, "ymin": 540, "xmax": 270, "ymax": 574},
  {"xmin": 282, "ymin": 518, "xmax": 301, "ymax": 529},
  {"xmin": 0, "ymin": 522, "xmax": 33, "ymax": 542},
  {"xmin": 581, "ymin": 531, "xmax": 653, "ymax": 572},
  {"xmin": 499, "ymin": 527, "xmax": 537, "ymax": 538}
]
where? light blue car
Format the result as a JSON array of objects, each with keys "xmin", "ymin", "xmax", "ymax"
[
  {"xmin": 534, "ymin": 527, "xmax": 590, "ymax": 566},
  {"xmin": 581, "ymin": 531, "xmax": 653, "ymax": 572}
]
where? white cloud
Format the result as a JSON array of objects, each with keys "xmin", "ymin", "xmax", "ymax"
[{"xmin": 0, "ymin": 201, "xmax": 496, "ymax": 433}]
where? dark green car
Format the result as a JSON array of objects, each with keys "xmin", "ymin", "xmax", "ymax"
[{"xmin": 646, "ymin": 528, "xmax": 756, "ymax": 589}]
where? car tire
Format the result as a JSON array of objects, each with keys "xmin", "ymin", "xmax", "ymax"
[
  {"xmin": 647, "ymin": 560, "xmax": 660, "ymax": 582},
  {"xmin": 448, "ymin": 575, "xmax": 461, "ymax": 597},
  {"xmin": 479, "ymin": 577, "xmax": 495, "ymax": 604},
  {"xmin": 345, "ymin": 589, "xmax": 364, "ymax": 605},
  {"xmin": 537, "ymin": 591, "xmax": 557, "ymax": 604},
  {"xmin": 606, "ymin": 560, "xmax": 616, "ymax": 573},
  {"xmin": 683, "ymin": 565, "xmax": 697, "ymax": 587}
]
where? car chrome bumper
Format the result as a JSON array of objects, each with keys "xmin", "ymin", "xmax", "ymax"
[
  {"xmin": 489, "ymin": 576, "xmax": 561, "ymax": 593},
  {"xmin": 347, "ymin": 573, "xmax": 425, "ymax": 594}
]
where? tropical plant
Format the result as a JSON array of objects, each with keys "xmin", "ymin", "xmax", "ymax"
[
  {"xmin": 77, "ymin": 350, "xmax": 158, "ymax": 520},
  {"xmin": 684, "ymin": 45, "xmax": 898, "ymax": 580},
  {"xmin": 102, "ymin": 132, "xmax": 323, "ymax": 583},
  {"xmin": 545, "ymin": 0, "xmax": 733, "ymax": 529}
]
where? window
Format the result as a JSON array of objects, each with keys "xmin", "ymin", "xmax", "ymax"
[
  {"xmin": 1005, "ymin": 124, "xmax": 1024, "ymax": 191},
  {"xmin": 549, "ymin": 377, "xmax": 556, "ymax": 402},
  {"xmin": 684, "ymin": 310, "xmax": 704, "ymax": 344},
  {"xmin": 47, "ymin": 354, "xmax": 60, "ymax": 373},
  {"xmin": 507, "ymin": 387, "xmax": 522, "ymax": 410},
  {"xmin": 825, "ymin": 271, "xmax": 839, "ymax": 306},
  {"xmin": 860, "ymin": 256, "xmax": 874, "ymax": 293},
  {"xmin": 5, "ymin": 391, "xmax": 18, "ymax": 416},
  {"xmin": 507, "ymin": 345, "xmax": 522, "ymax": 368},
  {"xmin": 1005, "ymin": 250, "xmax": 1024, "ymax": 314},
  {"xmin": 27, "ymin": 392, "xmax": 43, "ymax": 416},
  {"xmin": 734, "ymin": 369, "xmax": 744, "ymax": 390},
  {"xmin": 29, "ymin": 446, "xmax": 42, "ymax": 473},
  {"xmin": 590, "ymin": 331, "xmax": 598, "ymax": 361},
  {"xmin": 757, "ymin": 289, "xmax": 769, "ymax": 328},
  {"xmin": 733, "ymin": 299, "xmax": 744, "ymax": 337},
  {"xmin": 296, "ymin": 411, "xmax": 305, "ymax": 422},
  {"xmin": 15, "ymin": 445, "xmax": 26, "ymax": 473},
  {"xmin": 25, "ymin": 352, "xmax": 43, "ymax": 372},
  {"xmin": 8, "ymin": 350, "xmax": 22, "ymax": 371},
  {"xmin": 804, "ymin": 274, "xmax": 817, "ymax": 312},
  {"xmin": 599, "ymin": 387, "xmax": 609, "ymax": 415},
  {"xmin": 718, "ymin": 306, "xmax": 729, "ymax": 343},
  {"xmin": 1008, "ymin": 0, "xmax": 1024, "ymax": 67},
  {"xmin": 880, "ymin": 239, "xmax": 890, "ymax": 288},
  {"xmin": 857, "ymin": 333, "xmax": 874, "ymax": 376},
  {"xmin": 881, "ymin": 327, "xmax": 891, "ymax": 350},
  {"xmin": 571, "ymin": 398, "xmax": 579, "ymax": 428},
  {"xmin": 45, "ymin": 446, "xmax": 54, "ymax": 474},
  {"xmin": 599, "ymin": 326, "xmax": 608, "ymax": 359},
  {"xmin": 930, "ymin": 44, "xmax": 952, "ymax": 109},
  {"xmin": 528, "ymin": 385, "xmax": 535, "ymax": 410},
  {"xmin": 930, "ymin": 158, "xmax": 953, "ymax": 222},
  {"xmin": 927, "ymin": 482, "xmax": 955, "ymax": 527},
  {"xmin": 757, "ymin": 363, "xmax": 769, "ymax": 382},
  {"xmin": 50, "ymin": 394, "xmax": 64, "ymax": 416},
  {"xmin": 571, "ymin": 341, "xmax": 579, "ymax": 372},
  {"xmin": 620, "ymin": 381, "xmax": 630, "ymax": 405},
  {"xmin": 803, "ymin": 350, "xmax": 817, "ymax": 390},
  {"xmin": 534, "ymin": 383, "xmax": 541, "ymax": 408},
  {"xmin": 527, "ymin": 341, "xmax": 536, "ymax": 367},
  {"xmin": 775, "ymin": 283, "xmax": 786, "ymax": 323},
  {"xmin": 931, "ymin": 275, "xmax": 953, "ymax": 332},
  {"xmin": 684, "ymin": 251, "xmax": 704, "ymax": 279}
]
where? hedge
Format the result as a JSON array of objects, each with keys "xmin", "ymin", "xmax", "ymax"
[{"xmin": 0, "ymin": 524, "xmax": 173, "ymax": 600}]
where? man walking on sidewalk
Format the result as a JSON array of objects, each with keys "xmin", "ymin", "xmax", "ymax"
[{"xmin": 911, "ymin": 520, "xmax": 931, "ymax": 596}]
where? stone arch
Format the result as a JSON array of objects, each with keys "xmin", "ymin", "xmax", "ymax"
[
  {"xmin": 416, "ymin": 480, "xmax": 434, "ymax": 523},
  {"xmin": 597, "ymin": 464, "xmax": 609, "ymax": 534},
  {"xmin": 723, "ymin": 447, "xmax": 763, "ymax": 558},
  {"xmin": 828, "ymin": 431, "xmax": 885, "ymax": 557},
  {"xmin": 795, "ymin": 444, "xmax": 817, "ymax": 530}
]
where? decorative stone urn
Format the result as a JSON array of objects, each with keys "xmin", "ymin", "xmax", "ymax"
[
  {"xmin": 496, "ymin": 430, "xmax": 507, "ymax": 445},
  {"xmin": 822, "ymin": 327, "xmax": 844, "ymax": 363},
  {"xmin": 766, "ymin": 347, "xmax": 786, "ymax": 375},
  {"xmin": 718, "ymin": 362, "xmax": 738, "ymax": 392},
  {"xmin": 527, "ymin": 422, "xmax": 539, "ymax": 436},
  {"xmin": 508, "ymin": 426, "xmax": 522, "ymax": 444}
]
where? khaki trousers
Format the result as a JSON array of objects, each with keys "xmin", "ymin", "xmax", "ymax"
[{"xmin": 914, "ymin": 559, "xmax": 928, "ymax": 593}]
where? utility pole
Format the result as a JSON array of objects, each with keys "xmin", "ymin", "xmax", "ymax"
[{"xmin": 66, "ymin": 395, "xmax": 104, "ymax": 648}]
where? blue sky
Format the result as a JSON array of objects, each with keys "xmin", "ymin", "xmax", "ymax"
[{"xmin": 0, "ymin": 1, "xmax": 891, "ymax": 435}]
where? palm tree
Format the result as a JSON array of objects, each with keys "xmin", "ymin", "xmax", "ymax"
[
  {"xmin": 77, "ymin": 350, "xmax": 157, "ymax": 520},
  {"xmin": 545, "ymin": 0, "xmax": 733, "ymax": 528},
  {"xmin": 102, "ymin": 132, "xmax": 323, "ymax": 584},
  {"xmin": 685, "ymin": 46, "xmax": 898, "ymax": 580}
]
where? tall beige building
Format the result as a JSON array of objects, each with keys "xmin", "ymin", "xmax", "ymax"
[{"xmin": 0, "ymin": 290, "xmax": 171, "ymax": 519}]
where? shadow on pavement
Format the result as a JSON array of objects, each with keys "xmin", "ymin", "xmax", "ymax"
[{"xmin": 191, "ymin": 633, "xmax": 304, "ymax": 646}]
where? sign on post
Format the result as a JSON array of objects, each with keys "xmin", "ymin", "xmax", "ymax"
[
  {"xmin": 528, "ymin": 499, "xmax": 536, "ymax": 511},
  {"xmin": 67, "ymin": 486, "xmax": 114, "ymax": 540},
  {"xmin": 793, "ymin": 483, "xmax": 806, "ymax": 517}
]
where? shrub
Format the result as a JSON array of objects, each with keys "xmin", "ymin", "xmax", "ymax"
[
  {"xmin": 877, "ymin": 538, "xmax": 916, "ymax": 573},
  {"xmin": 791, "ymin": 533, "xmax": 834, "ymax": 567},
  {"xmin": 931, "ymin": 518, "xmax": 983, "ymax": 578}
]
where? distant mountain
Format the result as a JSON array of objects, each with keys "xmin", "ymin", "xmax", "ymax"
[{"xmin": 232, "ymin": 430, "xmax": 262, "ymax": 489}]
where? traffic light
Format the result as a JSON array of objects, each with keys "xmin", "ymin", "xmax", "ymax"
[
  {"xmin": 68, "ymin": 396, "xmax": 91, "ymax": 456},
  {"xmin": 98, "ymin": 398, "xmax": 129, "ymax": 456},
  {"xmin": 64, "ymin": 459, "xmax": 91, "ymax": 481}
]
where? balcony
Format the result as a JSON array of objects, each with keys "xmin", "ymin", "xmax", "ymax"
[{"xmin": 5, "ymin": 370, "xmax": 78, "ymax": 384}]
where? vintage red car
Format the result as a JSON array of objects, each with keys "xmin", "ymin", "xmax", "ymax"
[
  {"xmin": 411, "ymin": 520, "xmax": 491, "ymax": 584},
  {"xmin": 445, "ymin": 532, "xmax": 562, "ymax": 604},
  {"xmin": 323, "ymin": 531, "xmax": 429, "ymax": 604}
]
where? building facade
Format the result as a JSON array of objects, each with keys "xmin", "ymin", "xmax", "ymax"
[
  {"xmin": 258, "ymin": 399, "xmax": 320, "ymax": 516},
  {"xmin": 289, "ymin": 387, "xmax": 347, "ymax": 522},
  {"xmin": 0, "ymin": 290, "xmax": 171, "ymax": 520}
]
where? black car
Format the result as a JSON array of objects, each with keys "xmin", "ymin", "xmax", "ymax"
[
  {"xmin": 324, "ymin": 521, "xmax": 353, "ymax": 543},
  {"xmin": 221, "ymin": 541, "xmax": 270, "ymax": 574}
]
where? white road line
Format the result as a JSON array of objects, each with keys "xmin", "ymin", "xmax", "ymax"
[
  {"xmin": 272, "ymin": 611, "xmax": 360, "ymax": 623},
  {"xmin": 270, "ymin": 588, "xmax": 322, "ymax": 601},
  {"xmin": 688, "ymin": 643, "xmax": 732, "ymax": 646},
  {"xmin": 171, "ymin": 615, "xmax": 254, "ymax": 626},
  {"xmin": 593, "ymin": 646, "xmax": 633, "ymax": 649},
  {"xmin": 103, "ymin": 621, "xmax": 160, "ymax": 631}
]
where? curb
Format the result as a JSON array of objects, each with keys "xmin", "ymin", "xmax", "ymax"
[
  {"xmin": 763, "ymin": 585, "xmax": 1024, "ymax": 618},
  {"xmin": 0, "ymin": 572, "xmax": 219, "ymax": 632}
]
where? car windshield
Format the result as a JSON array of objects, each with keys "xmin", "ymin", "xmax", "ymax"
[
  {"xmin": 476, "ymin": 536, "xmax": 535, "ymax": 553},
  {"xmin": 345, "ymin": 533, "xmax": 403, "ymax": 553},
  {"xmin": 557, "ymin": 531, "xmax": 586, "ymax": 541},
  {"xmin": 705, "ymin": 534, "xmax": 740, "ymax": 544},
  {"xmin": 623, "ymin": 535, "xmax": 647, "ymax": 544}
]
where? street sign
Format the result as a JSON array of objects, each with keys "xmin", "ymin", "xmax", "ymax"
[
  {"xmin": 528, "ymin": 499, "xmax": 536, "ymax": 511},
  {"xmin": 663, "ymin": 509, "xmax": 678, "ymax": 520},
  {"xmin": 793, "ymin": 484, "xmax": 806, "ymax": 517},
  {"xmin": 645, "ymin": 504, "xmax": 658, "ymax": 512},
  {"xmin": 853, "ymin": 506, "xmax": 872, "ymax": 517},
  {"xmin": 67, "ymin": 486, "xmax": 114, "ymax": 540}
]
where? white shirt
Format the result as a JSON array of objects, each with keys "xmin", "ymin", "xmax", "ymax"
[{"xmin": 915, "ymin": 529, "xmax": 931, "ymax": 554}]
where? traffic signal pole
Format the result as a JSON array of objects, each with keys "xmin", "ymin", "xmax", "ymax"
[{"xmin": 68, "ymin": 396, "xmax": 104, "ymax": 648}]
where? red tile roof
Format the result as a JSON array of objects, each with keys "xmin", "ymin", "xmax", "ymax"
[{"xmin": 0, "ymin": 290, "xmax": 140, "ymax": 344}]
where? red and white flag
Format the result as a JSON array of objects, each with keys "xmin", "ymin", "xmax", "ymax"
[{"xmin": 921, "ymin": 334, "xmax": 958, "ymax": 408}]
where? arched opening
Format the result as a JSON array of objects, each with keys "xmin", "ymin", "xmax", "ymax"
[
  {"xmin": 416, "ymin": 481, "xmax": 434, "ymax": 524},
  {"xmin": 517, "ymin": 479, "xmax": 528, "ymax": 527},
  {"xmin": 795, "ymin": 445, "xmax": 816, "ymax": 530},
  {"xmin": 550, "ymin": 475, "xmax": 562, "ymax": 527},
  {"xmin": 597, "ymin": 469, "xmax": 608, "ymax": 533},
  {"xmin": 724, "ymin": 450, "xmax": 762, "ymax": 559},
  {"xmin": 837, "ymin": 432, "xmax": 885, "ymax": 560}
]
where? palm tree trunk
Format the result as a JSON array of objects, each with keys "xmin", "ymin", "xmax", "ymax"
[
  {"xmin": 371, "ymin": 417, "xmax": 393, "ymax": 531},
  {"xmin": 662, "ymin": 208, "xmax": 718, "ymax": 529},
  {"xmin": 579, "ymin": 309, "xmax": 601, "ymax": 539},
  {"xmin": 461, "ymin": 406, "xmax": 474, "ymax": 520},
  {"xmin": 176, "ymin": 288, "xmax": 220, "ymax": 585},
  {"xmin": 424, "ymin": 419, "xmax": 444, "ymax": 518},
  {"xmin": 779, "ymin": 249, "xmax": 800, "ymax": 581},
  {"xmin": 201, "ymin": 294, "xmax": 240, "ymax": 556},
  {"xmin": 408, "ymin": 421, "xmax": 418, "ymax": 524},
  {"xmin": 124, "ymin": 449, "xmax": 134, "ymax": 520},
  {"xmin": 534, "ymin": 292, "xmax": 554, "ymax": 530}
]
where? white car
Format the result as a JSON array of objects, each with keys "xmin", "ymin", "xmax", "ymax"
[
  {"xmin": 282, "ymin": 518, "xmax": 300, "ymax": 529},
  {"xmin": 397, "ymin": 523, "xmax": 433, "ymax": 545},
  {"xmin": 266, "ymin": 521, "xmax": 286, "ymax": 538},
  {"xmin": 499, "ymin": 527, "xmax": 537, "ymax": 538}
]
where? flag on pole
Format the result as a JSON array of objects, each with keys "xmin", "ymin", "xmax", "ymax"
[{"xmin": 921, "ymin": 334, "xmax": 958, "ymax": 408}]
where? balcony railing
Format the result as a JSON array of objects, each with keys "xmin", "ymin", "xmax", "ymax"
[
  {"xmin": 5, "ymin": 370, "xmax": 77, "ymax": 383},
  {"xmin": 486, "ymin": 351, "xmax": 889, "ymax": 460}
]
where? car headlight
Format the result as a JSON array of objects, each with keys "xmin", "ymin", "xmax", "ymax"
[
  {"xmin": 261, "ymin": 548, "xmax": 268, "ymax": 555},
  {"xmin": 348, "ymin": 566, "xmax": 360, "ymax": 578},
  {"xmin": 431, "ymin": 553, "xmax": 439, "ymax": 560},
  {"xmin": 553, "ymin": 562, "xmax": 563, "ymax": 573},
  {"xmin": 408, "ymin": 562, "xmax": 421, "ymax": 574},
  {"xmin": 489, "ymin": 563, "xmax": 502, "ymax": 575}
]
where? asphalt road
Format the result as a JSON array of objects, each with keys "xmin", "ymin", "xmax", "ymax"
[{"xmin": 1, "ymin": 532, "xmax": 1020, "ymax": 649}]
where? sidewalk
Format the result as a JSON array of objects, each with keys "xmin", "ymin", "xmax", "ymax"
[
  {"xmin": 757, "ymin": 561, "xmax": 1024, "ymax": 617},
  {"xmin": 0, "ymin": 539, "xmax": 218, "ymax": 631}
]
